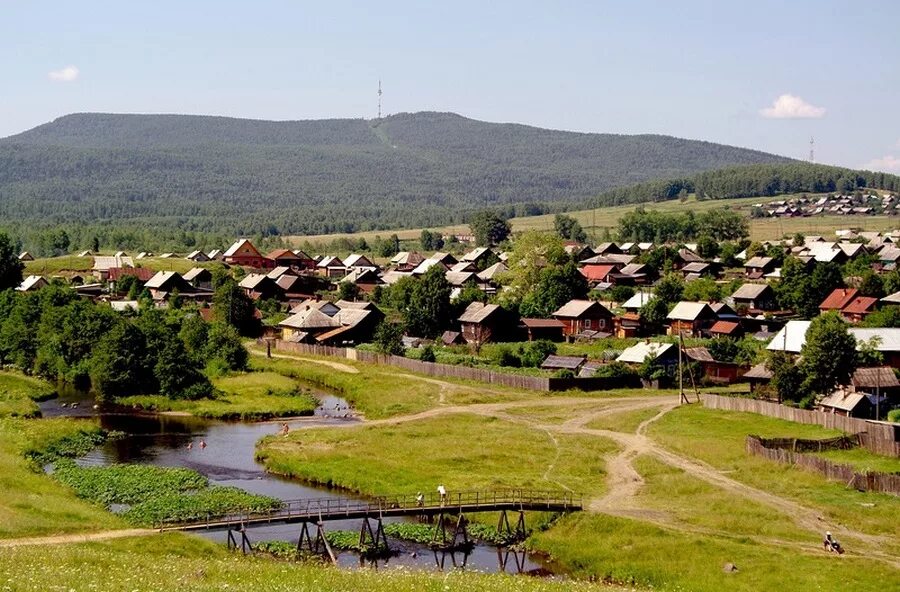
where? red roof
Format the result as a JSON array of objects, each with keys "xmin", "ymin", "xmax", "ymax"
[
  {"xmin": 107, "ymin": 267, "xmax": 155, "ymax": 282},
  {"xmin": 266, "ymin": 249, "xmax": 301, "ymax": 260},
  {"xmin": 842, "ymin": 296, "xmax": 878, "ymax": 315},
  {"xmin": 579, "ymin": 264, "xmax": 616, "ymax": 281},
  {"xmin": 709, "ymin": 320, "xmax": 741, "ymax": 335},
  {"xmin": 820, "ymin": 288, "xmax": 858, "ymax": 311},
  {"xmin": 520, "ymin": 318, "xmax": 565, "ymax": 328}
]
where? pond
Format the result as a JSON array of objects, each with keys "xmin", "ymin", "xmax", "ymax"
[{"xmin": 40, "ymin": 383, "xmax": 561, "ymax": 576}]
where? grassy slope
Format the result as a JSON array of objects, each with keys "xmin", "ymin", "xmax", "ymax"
[
  {"xmin": 257, "ymin": 413, "xmax": 616, "ymax": 495},
  {"xmin": 24, "ymin": 256, "xmax": 221, "ymax": 276},
  {"xmin": 0, "ymin": 372, "xmax": 55, "ymax": 418},
  {"xmin": 648, "ymin": 406, "xmax": 900, "ymax": 539},
  {"xmin": 811, "ymin": 447, "xmax": 900, "ymax": 474},
  {"xmin": 0, "ymin": 533, "xmax": 618, "ymax": 592},
  {"xmin": 0, "ymin": 417, "xmax": 123, "ymax": 538},
  {"xmin": 117, "ymin": 371, "xmax": 318, "ymax": 420}
]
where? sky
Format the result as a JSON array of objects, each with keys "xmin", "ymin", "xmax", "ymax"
[{"xmin": 2, "ymin": 0, "xmax": 898, "ymax": 171}]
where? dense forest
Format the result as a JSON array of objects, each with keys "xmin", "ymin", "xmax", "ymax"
[
  {"xmin": 0, "ymin": 112, "xmax": 788, "ymax": 251},
  {"xmin": 592, "ymin": 163, "xmax": 900, "ymax": 207}
]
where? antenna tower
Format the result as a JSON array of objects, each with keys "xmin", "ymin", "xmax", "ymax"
[
  {"xmin": 809, "ymin": 136, "xmax": 814, "ymax": 163},
  {"xmin": 377, "ymin": 79, "xmax": 382, "ymax": 119}
]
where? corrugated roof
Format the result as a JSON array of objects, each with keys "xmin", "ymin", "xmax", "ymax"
[
  {"xmin": 881, "ymin": 290, "xmax": 900, "ymax": 304},
  {"xmin": 144, "ymin": 271, "xmax": 179, "ymax": 289},
  {"xmin": 461, "ymin": 247, "xmax": 491, "ymax": 262},
  {"xmin": 684, "ymin": 346, "xmax": 715, "ymax": 363},
  {"xmin": 681, "ymin": 262, "xmax": 709, "ymax": 273},
  {"xmin": 552, "ymin": 299, "xmax": 609, "ymax": 318},
  {"xmin": 744, "ymin": 256, "xmax": 774, "ymax": 269},
  {"xmin": 818, "ymin": 388, "xmax": 867, "ymax": 412},
  {"xmin": 621, "ymin": 292, "xmax": 654, "ymax": 310},
  {"xmin": 766, "ymin": 320, "xmax": 811, "ymax": 353},
  {"xmin": 820, "ymin": 288, "xmax": 858, "ymax": 311},
  {"xmin": 520, "ymin": 318, "xmax": 565, "ymax": 328},
  {"xmin": 768, "ymin": 322, "xmax": 900, "ymax": 353},
  {"xmin": 709, "ymin": 320, "xmax": 740, "ymax": 335},
  {"xmin": 540, "ymin": 355, "xmax": 586, "ymax": 370},
  {"xmin": 477, "ymin": 261, "xmax": 508, "ymax": 281},
  {"xmin": 851, "ymin": 367, "xmax": 900, "ymax": 388},
  {"xmin": 279, "ymin": 307, "xmax": 341, "ymax": 330},
  {"xmin": 183, "ymin": 267, "xmax": 211, "ymax": 282},
  {"xmin": 667, "ymin": 301, "xmax": 714, "ymax": 321},
  {"xmin": 580, "ymin": 264, "xmax": 617, "ymax": 281},
  {"xmin": 842, "ymin": 296, "xmax": 877, "ymax": 315},
  {"xmin": 445, "ymin": 271, "xmax": 476, "ymax": 286},
  {"xmin": 223, "ymin": 239, "xmax": 256, "ymax": 258},
  {"xmin": 238, "ymin": 273, "xmax": 271, "ymax": 290},
  {"xmin": 731, "ymin": 283, "xmax": 771, "ymax": 300},
  {"xmin": 458, "ymin": 302, "xmax": 501, "ymax": 324},
  {"xmin": 743, "ymin": 363, "xmax": 773, "ymax": 380},
  {"xmin": 616, "ymin": 342, "xmax": 675, "ymax": 364}
]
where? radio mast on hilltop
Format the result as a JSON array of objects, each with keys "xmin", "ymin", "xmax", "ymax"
[
  {"xmin": 377, "ymin": 79, "xmax": 382, "ymax": 119},
  {"xmin": 809, "ymin": 136, "xmax": 815, "ymax": 163}
]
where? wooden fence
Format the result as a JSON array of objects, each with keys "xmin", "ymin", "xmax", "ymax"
[
  {"xmin": 702, "ymin": 393, "xmax": 900, "ymax": 457},
  {"xmin": 268, "ymin": 340, "xmax": 635, "ymax": 392},
  {"xmin": 746, "ymin": 435, "xmax": 900, "ymax": 496}
]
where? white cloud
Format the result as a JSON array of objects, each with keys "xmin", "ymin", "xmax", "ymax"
[
  {"xmin": 48, "ymin": 66, "xmax": 79, "ymax": 82},
  {"xmin": 760, "ymin": 94, "xmax": 826, "ymax": 119},
  {"xmin": 862, "ymin": 155, "xmax": 900, "ymax": 172}
]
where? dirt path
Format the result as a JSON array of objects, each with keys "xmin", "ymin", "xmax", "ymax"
[
  {"xmin": 0, "ymin": 529, "xmax": 157, "ymax": 548},
  {"xmin": 249, "ymin": 349, "xmax": 359, "ymax": 374}
]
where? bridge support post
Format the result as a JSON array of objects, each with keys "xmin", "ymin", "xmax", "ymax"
[
  {"xmin": 226, "ymin": 529, "xmax": 238, "ymax": 551},
  {"xmin": 359, "ymin": 516, "xmax": 389, "ymax": 554},
  {"xmin": 297, "ymin": 521, "xmax": 315, "ymax": 554},
  {"xmin": 498, "ymin": 548, "xmax": 526, "ymax": 573},
  {"xmin": 316, "ymin": 522, "xmax": 337, "ymax": 565},
  {"xmin": 451, "ymin": 514, "xmax": 469, "ymax": 548},
  {"xmin": 239, "ymin": 527, "xmax": 251, "ymax": 555},
  {"xmin": 431, "ymin": 513, "xmax": 448, "ymax": 547},
  {"xmin": 497, "ymin": 510, "xmax": 512, "ymax": 540},
  {"xmin": 515, "ymin": 511, "xmax": 527, "ymax": 541}
]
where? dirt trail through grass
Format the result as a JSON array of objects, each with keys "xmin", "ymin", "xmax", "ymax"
[
  {"xmin": 248, "ymin": 349, "xmax": 359, "ymax": 374},
  {"xmin": 0, "ymin": 528, "xmax": 156, "ymax": 548}
]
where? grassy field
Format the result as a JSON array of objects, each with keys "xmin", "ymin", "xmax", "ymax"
[
  {"xmin": 0, "ymin": 417, "xmax": 123, "ymax": 538},
  {"xmin": 0, "ymin": 372, "xmax": 55, "ymax": 418},
  {"xmin": 648, "ymin": 406, "xmax": 900, "ymax": 540},
  {"xmin": 0, "ymin": 534, "xmax": 620, "ymax": 592},
  {"xmin": 117, "ymin": 371, "xmax": 319, "ymax": 420},
  {"xmin": 257, "ymin": 412, "xmax": 616, "ymax": 495},
  {"xmin": 812, "ymin": 447, "xmax": 900, "ymax": 474},
  {"xmin": 24, "ymin": 255, "xmax": 222, "ymax": 277},
  {"xmin": 530, "ymin": 512, "xmax": 897, "ymax": 592},
  {"xmin": 284, "ymin": 193, "xmax": 898, "ymax": 247},
  {"xmin": 586, "ymin": 407, "xmax": 662, "ymax": 433}
]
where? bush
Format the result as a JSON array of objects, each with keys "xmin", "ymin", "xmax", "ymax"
[
  {"xmin": 887, "ymin": 409, "xmax": 900, "ymax": 423},
  {"xmin": 554, "ymin": 369, "xmax": 576, "ymax": 379},
  {"xmin": 519, "ymin": 340, "xmax": 557, "ymax": 368},
  {"xmin": 419, "ymin": 345, "xmax": 436, "ymax": 363},
  {"xmin": 593, "ymin": 361, "xmax": 637, "ymax": 379},
  {"xmin": 490, "ymin": 345, "xmax": 521, "ymax": 368}
]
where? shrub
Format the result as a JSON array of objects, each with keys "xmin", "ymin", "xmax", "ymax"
[
  {"xmin": 419, "ymin": 345, "xmax": 436, "ymax": 363},
  {"xmin": 593, "ymin": 361, "xmax": 637, "ymax": 379},
  {"xmin": 490, "ymin": 345, "xmax": 521, "ymax": 368},
  {"xmin": 519, "ymin": 340, "xmax": 557, "ymax": 368}
]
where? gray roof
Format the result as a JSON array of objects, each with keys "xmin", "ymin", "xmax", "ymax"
[
  {"xmin": 540, "ymin": 355, "xmax": 586, "ymax": 371},
  {"xmin": 458, "ymin": 302, "xmax": 501, "ymax": 324},
  {"xmin": 477, "ymin": 261, "xmax": 508, "ymax": 281},
  {"xmin": 616, "ymin": 342, "xmax": 675, "ymax": 364},
  {"xmin": 818, "ymin": 388, "xmax": 868, "ymax": 412},
  {"xmin": 183, "ymin": 267, "xmax": 211, "ymax": 281},
  {"xmin": 744, "ymin": 256, "xmax": 774, "ymax": 269},
  {"xmin": 621, "ymin": 291, "xmax": 654, "ymax": 310},
  {"xmin": 851, "ymin": 367, "xmax": 900, "ymax": 389},
  {"xmin": 279, "ymin": 307, "xmax": 341, "ymax": 330},
  {"xmin": 667, "ymin": 301, "xmax": 714, "ymax": 321},
  {"xmin": 767, "ymin": 322, "xmax": 900, "ymax": 353},
  {"xmin": 552, "ymin": 299, "xmax": 610, "ymax": 318},
  {"xmin": 731, "ymin": 283, "xmax": 771, "ymax": 300},
  {"xmin": 144, "ymin": 271, "xmax": 179, "ymax": 290}
]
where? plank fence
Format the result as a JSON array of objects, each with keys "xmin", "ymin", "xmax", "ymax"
[
  {"xmin": 702, "ymin": 393, "xmax": 900, "ymax": 457},
  {"xmin": 746, "ymin": 435, "xmax": 900, "ymax": 496},
  {"xmin": 268, "ymin": 340, "xmax": 636, "ymax": 392}
]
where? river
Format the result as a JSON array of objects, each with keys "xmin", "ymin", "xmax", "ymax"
[{"xmin": 40, "ymin": 384, "xmax": 560, "ymax": 576}]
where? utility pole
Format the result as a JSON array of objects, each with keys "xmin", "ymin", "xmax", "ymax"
[{"xmin": 377, "ymin": 79, "xmax": 382, "ymax": 119}]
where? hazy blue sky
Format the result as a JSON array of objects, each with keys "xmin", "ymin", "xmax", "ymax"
[{"xmin": 2, "ymin": 1, "xmax": 898, "ymax": 171}]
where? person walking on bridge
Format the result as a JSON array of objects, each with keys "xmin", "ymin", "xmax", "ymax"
[{"xmin": 437, "ymin": 484, "xmax": 447, "ymax": 506}]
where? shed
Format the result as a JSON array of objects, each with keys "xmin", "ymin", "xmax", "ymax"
[
  {"xmin": 540, "ymin": 355, "xmax": 587, "ymax": 372},
  {"xmin": 519, "ymin": 318, "xmax": 565, "ymax": 342}
]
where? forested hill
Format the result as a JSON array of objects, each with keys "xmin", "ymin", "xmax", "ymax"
[{"xmin": 0, "ymin": 111, "xmax": 790, "ymax": 240}]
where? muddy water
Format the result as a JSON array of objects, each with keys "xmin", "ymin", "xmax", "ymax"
[{"xmin": 41, "ymin": 386, "xmax": 558, "ymax": 575}]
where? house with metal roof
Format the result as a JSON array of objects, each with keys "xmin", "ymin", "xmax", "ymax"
[
  {"xmin": 666, "ymin": 302, "xmax": 717, "ymax": 337},
  {"xmin": 731, "ymin": 283, "xmax": 777, "ymax": 311},
  {"xmin": 552, "ymin": 299, "xmax": 614, "ymax": 338},
  {"xmin": 458, "ymin": 302, "xmax": 506, "ymax": 345}
]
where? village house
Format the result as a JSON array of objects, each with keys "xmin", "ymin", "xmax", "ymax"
[
  {"xmin": 731, "ymin": 283, "xmax": 777, "ymax": 312},
  {"xmin": 185, "ymin": 250, "xmax": 210, "ymax": 262},
  {"xmin": 16, "ymin": 275, "xmax": 48, "ymax": 292},
  {"xmin": 579, "ymin": 264, "xmax": 617, "ymax": 287},
  {"xmin": 391, "ymin": 251, "xmax": 426, "ymax": 272},
  {"xmin": 183, "ymin": 267, "xmax": 213, "ymax": 291},
  {"xmin": 816, "ymin": 387, "xmax": 878, "ymax": 418},
  {"xmin": 840, "ymin": 296, "xmax": 878, "ymax": 323},
  {"xmin": 317, "ymin": 255, "xmax": 347, "ymax": 278},
  {"xmin": 343, "ymin": 253, "xmax": 379, "ymax": 272},
  {"xmin": 340, "ymin": 268, "xmax": 383, "ymax": 293},
  {"xmin": 616, "ymin": 341, "xmax": 679, "ymax": 378},
  {"xmin": 684, "ymin": 346, "xmax": 745, "ymax": 384},
  {"xmin": 708, "ymin": 320, "xmax": 743, "ymax": 339},
  {"xmin": 518, "ymin": 318, "xmax": 566, "ymax": 342},
  {"xmin": 458, "ymin": 302, "xmax": 506, "ymax": 346},
  {"xmin": 266, "ymin": 249, "xmax": 306, "ymax": 269},
  {"xmin": 460, "ymin": 247, "xmax": 497, "ymax": 270},
  {"xmin": 851, "ymin": 367, "xmax": 900, "ymax": 404},
  {"xmin": 238, "ymin": 273, "xmax": 281, "ymax": 301},
  {"xmin": 743, "ymin": 256, "xmax": 776, "ymax": 279},
  {"xmin": 143, "ymin": 271, "xmax": 195, "ymax": 302},
  {"xmin": 552, "ymin": 299, "xmax": 615, "ymax": 338},
  {"xmin": 819, "ymin": 288, "xmax": 859, "ymax": 315},
  {"xmin": 223, "ymin": 239, "xmax": 272, "ymax": 269},
  {"xmin": 666, "ymin": 301, "xmax": 717, "ymax": 338},
  {"xmin": 17, "ymin": 251, "xmax": 34, "ymax": 261}
]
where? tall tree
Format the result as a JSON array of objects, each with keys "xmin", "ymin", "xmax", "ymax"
[
  {"xmin": 0, "ymin": 232, "xmax": 24, "ymax": 291},
  {"xmin": 800, "ymin": 312, "xmax": 857, "ymax": 396},
  {"xmin": 405, "ymin": 265, "xmax": 452, "ymax": 338},
  {"xmin": 213, "ymin": 279, "xmax": 257, "ymax": 336},
  {"xmin": 469, "ymin": 211, "xmax": 511, "ymax": 247},
  {"xmin": 553, "ymin": 214, "xmax": 587, "ymax": 243}
]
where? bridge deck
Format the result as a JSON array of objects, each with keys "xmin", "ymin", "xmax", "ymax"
[{"xmin": 163, "ymin": 490, "xmax": 582, "ymax": 531}]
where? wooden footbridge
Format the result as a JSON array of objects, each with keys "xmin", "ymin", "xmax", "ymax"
[{"xmin": 160, "ymin": 489, "xmax": 582, "ymax": 563}]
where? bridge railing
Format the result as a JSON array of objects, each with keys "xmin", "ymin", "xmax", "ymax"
[{"xmin": 157, "ymin": 489, "xmax": 582, "ymax": 530}]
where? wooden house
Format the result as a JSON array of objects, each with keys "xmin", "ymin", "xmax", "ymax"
[
  {"xmin": 666, "ymin": 302, "xmax": 717, "ymax": 338},
  {"xmin": 144, "ymin": 271, "xmax": 195, "ymax": 302},
  {"xmin": 238, "ymin": 273, "xmax": 281, "ymax": 301},
  {"xmin": 819, "ymin": 288, "xmax": 858, "ymax": 314},
  {"xmin": 731, "ymin": 283, "xmax": 777, "ymax": 312},
  {"xmin": 841, "ymin": 296, "xmax": 878, "ymax": 323},
  {"xmin": 744, "ymin": 256, "xmax": 776, "ymax": 279},
  {"xmin": 458, "ymin": 302, "xmax": 505, "ymax": 346},
  {"xmin": 817, "ymin": 387, "xmax": 876, "ymax": 418},
  {"xmin": 16, "ymin": 275, "xmax": 48, "ymax": 292},
  {"xmin": 185, "ymin": 250, "xmax": 210, "ymax": 262},
  {"xmin": 183, "ymin": 267, "xmax": 213, "ymax": 290},
  {"xmin": 540, "ymin": 355, "xmax": 587, "ymax": 373},
  {"xmin": 223, "ymin": 239, "xmax": 273, "ymax": 269},
  {"xmin": 519, "ymin": 318, "xmax": 566, "ymax": 342},
  {"xmin": 708, "ymin": 320, "xmax": 743, "ymax": 338},
  {"xmin": 266, "ymin": 249, "xmax": 306, "ymax": 269},
  {"xmin": 684, "ymin": 346, "xmax": 745, "ymax": 384},
  {"xmin": 552, "ymin": 300, "xmax": 615, "ymax": 337}
]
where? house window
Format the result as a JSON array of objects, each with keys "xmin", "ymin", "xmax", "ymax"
[
  {"xmin": 598, "ymin": 319, "xmax": 606, "ymax": 329},
  {"xmin": 585, "ymin": 319, "xmax": 592, "ymax": 329}
]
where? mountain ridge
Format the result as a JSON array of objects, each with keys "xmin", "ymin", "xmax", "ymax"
[{"xmin": 0, "ymin": 111, "xmax": 792, "ymax": 240}]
